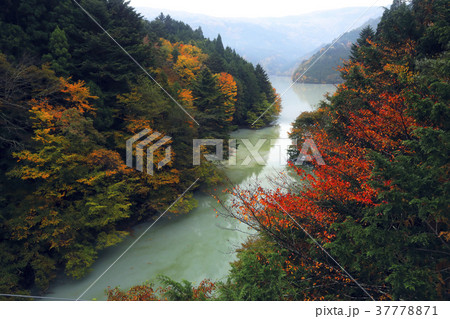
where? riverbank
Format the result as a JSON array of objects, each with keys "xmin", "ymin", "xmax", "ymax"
[{"xmin": 45, "ymin": 77, "xmax": 336, "ymax": 300}]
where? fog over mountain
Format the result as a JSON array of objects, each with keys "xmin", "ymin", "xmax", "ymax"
[
  {"xmin": 292, "ymin": 17, "xmax": 381, "ymax": 84},
  {"xmin": 136, "ymin": 6, "xmax": 385, "ymax": 74}
]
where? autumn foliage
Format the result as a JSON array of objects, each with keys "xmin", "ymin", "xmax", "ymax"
[
  {"xmin": 106, "ymin": 276, "xmax": 216, "ymax": 301},
  {"xmin": 0, "ymin": 1, "xmax": 282, "ymax": 298},
  {"xmin": 223, "ymin": 1, "xmax": 449, "ymax": 300}
]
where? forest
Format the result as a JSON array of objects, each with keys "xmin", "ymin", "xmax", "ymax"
[
  {"xmin": 108, "ymin": 0, "xmax": 449, "ymax": 301},
  {"xmin": 0, "ymin": 0, "xmax": 279, "ymax": 297},
  {"xmin": 0, "ymin": 0, "xmax": 448, "ymax": 301}
]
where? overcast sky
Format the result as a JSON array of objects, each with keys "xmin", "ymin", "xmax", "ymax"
[{"xmin": 128, "ymin": 0, "xmax": 392, "ymax": 18}]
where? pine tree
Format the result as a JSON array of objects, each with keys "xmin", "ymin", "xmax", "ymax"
[
  {"xmin": 191, "ymin": 69, "xmax": 237, "ymax": 138},
  {"xmin": 350, "ymin": 26, "xmax": 375, "ymax": 62},
  {"xmin": 42, "ymin": 26, "xmax": 71, "ymax": 76},
  {"xmin": 215, "ymin": 34, "xmax": 225, "ymax": 56},
  {"xmin": 255, "ymin": 64, "xmax": 274, "ymax": 100}
]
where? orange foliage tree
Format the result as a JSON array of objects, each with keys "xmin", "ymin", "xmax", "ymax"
[
  {"xmin": 8, "ymin": 78, "xmax": 134, "ymax": 283},
  {"xmin": 222, "ymin": 4, "xmax": 449, "ymax": 299}
]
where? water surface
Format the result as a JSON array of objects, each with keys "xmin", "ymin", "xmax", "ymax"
[{"xmin": 45, "ymin": 77, "xmax": 335, "ymax": 300}]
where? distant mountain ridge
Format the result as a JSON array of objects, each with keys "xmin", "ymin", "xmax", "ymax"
[
  {"xmin": 135, "ymin": 7, "xmax": 384, "ymax": 75},
  {"xmin": 292, "ymin": 17, "xmax": 381, "ymax": 84}
]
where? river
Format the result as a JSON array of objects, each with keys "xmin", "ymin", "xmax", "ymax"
[{"xmin": 45, "ymin": 77, "xmax": 336, "ymax": 300}]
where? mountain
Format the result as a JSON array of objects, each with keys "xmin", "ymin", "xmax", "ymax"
[
  {"xmin": 135, "ymin": 7, "xmax": 384, "ymax": 75},
  {"xmin": 291, "ymin": 17, "xmax": 381, "ymax": 84}
]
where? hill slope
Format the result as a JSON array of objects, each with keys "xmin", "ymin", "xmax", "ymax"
[
  {"xmin": 0, "ymin": 0, "xmax": 280, "ymax": 296},
  {"xmin": 136, "ymin": 7, "xmax": 384, "ymax": 75},
  {"xmin": 292, "ymin": 17, "xmax": 381, "ymax": 83}
]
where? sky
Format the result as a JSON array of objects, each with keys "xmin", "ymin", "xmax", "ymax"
[{"xmin": 128, "ymin": 0, "xmax": 393, "ymax": 18}]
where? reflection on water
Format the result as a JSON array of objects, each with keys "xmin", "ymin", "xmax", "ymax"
[
  {"xmin": 45, "ymin": 77, "xmax": 335, "ymax": 300},
  {"xmin": 292, "ymin": 82, "xmax": 337, "ymax": 110}
]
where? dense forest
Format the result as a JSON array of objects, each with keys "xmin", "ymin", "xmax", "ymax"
[
  {"xmin": 108, "ymin": 0, "xmax": 449, "ymax": 301},
  {"xmin": 0, "ymin": 0, "xmax": 280, "ymax": 297},
  {"xmin": 291, "ymin": 18, "xmax": 380, "ymax": 84}
]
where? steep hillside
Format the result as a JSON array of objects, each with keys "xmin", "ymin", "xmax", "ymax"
[
  {"xmin": 0, "ymin": 0, "xmax": 280, "ymax": 297},
  {"xmin": 292, "ymin": 18, "xmax": 380, "ymax": 83},
  {"xmin": 136, "ymin": 7, "xmax": 384, "ymax": 75}
]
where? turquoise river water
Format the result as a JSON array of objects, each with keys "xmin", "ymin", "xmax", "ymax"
[{"xmin": 45, "ymin": 77, "xmax": 335, "ymax": 300}]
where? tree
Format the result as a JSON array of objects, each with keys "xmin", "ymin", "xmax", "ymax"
[
  {"xmin": 215, "ymin": 34, "xmax": 225, "ymax": 56},
  {"xmin": 218, "ymin": 237, "xmax": 297, "ymax": 301},
  {"xmin": 255, "ymin": 64, "xmax": 274, "ymax": 100},
  {"xmin": 223, "ymin": 0, "xmax": 449, "ymax": 300},
  {"xmin": 6, "ymin": 78, "xmax": 133, "ymax": 287},
  {"xmin": 0, "ymin": 0, "xmax": 282, "ymax": 297},
  {"xmin": 42, "ymin": 26, "xmax": 71, "ymax": 76},
  {"xmin": 0, "ymin": 54, "xmax": 60, "ymax": 150},
  {"xmin": 350, "ymin": 26, "xmax": 375, "ymax": 62},
  {"xmin": 106, "ymin": 275, "xmax": 215, "ymax": 301},
  {"xmin": 193, "ymin": 68, "xmax": 222, "ymax": 137}
]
